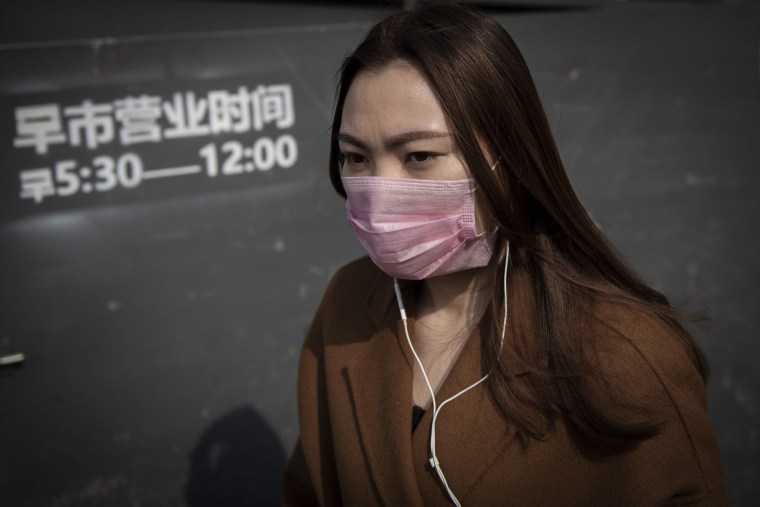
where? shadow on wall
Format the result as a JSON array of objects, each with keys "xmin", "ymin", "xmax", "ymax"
[{"xmin": 185, "ymin": 405, "xmax": 286, "ymax": 507}]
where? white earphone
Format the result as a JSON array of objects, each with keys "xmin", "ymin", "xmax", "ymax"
[{"xmin": 393, "ymin": 243, "xmax": 510, "ymax": 506}]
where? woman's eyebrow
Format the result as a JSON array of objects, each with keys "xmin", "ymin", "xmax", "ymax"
[
  {"xmin": 385, "ymin": 130, "xmax": 451, "ymax": 149},
  {"xmin": 336, "ymin": 133, "xmax": 369, "ymax": 151},
  {"xmin": 337, "ymin": 130, "xmax": 452, "ymax": 150}
]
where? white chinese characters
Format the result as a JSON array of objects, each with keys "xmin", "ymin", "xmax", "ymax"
[
  {"xmin": 12, "ymin": 83, "xmax": 296, "ymax": 154},
  {"xmin": 12, "ymin": 104, "xmax": 67, "ymax": 154},
  {"xmin": 13, "ymin": 82, "xmax": 299, "ymax": 205}
]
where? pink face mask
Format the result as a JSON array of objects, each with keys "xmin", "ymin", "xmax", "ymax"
[{"xmin": 341, "ymin": 176, "xmax": 495, "ymax": 280}]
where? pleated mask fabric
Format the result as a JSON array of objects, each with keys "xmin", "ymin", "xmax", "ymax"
[{"xmin": 342, "ymin": 176, "xmax": 495, "ymax": 280}]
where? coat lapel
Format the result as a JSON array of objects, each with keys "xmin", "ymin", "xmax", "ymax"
[
  {"xmin": 345, "ymin": 275, "xmax": 424, "ymax": 506},
  {"xmin": 346, "ymin": 269, "xmax": 530, "ymax": 505},
  {"xmin": 411, "ymin": 324, "xmax": 528, "ymax": 503}
]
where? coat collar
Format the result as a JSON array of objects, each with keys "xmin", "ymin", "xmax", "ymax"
[
  {"xmin": 410, "ymin": 323, "xmax": 521, "ymax": 502},
  {"xmin": 346, "ymin": 273, "xmax": 421, "ymax": 505},
  {"xmin": 346, "ymin": 267, "xmax": 528, "ymax": 504},
  {"xmin": 361, "ymin": 266, "xmax": 402, "ymax": 328},
  {"xmin": 360, "ymin": 268, "xmax": 530, "ymax": 377}
]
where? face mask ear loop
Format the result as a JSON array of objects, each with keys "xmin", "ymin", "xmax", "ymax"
[
  {"xmin": 472, "ymin": 158, "xmax": 501, "ymax": 192},
  {"xmin": 393, "ymin": 241, "xmax": 510, "ymax": 507}
]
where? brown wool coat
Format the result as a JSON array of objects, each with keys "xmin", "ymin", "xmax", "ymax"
[{"xmin": 282, "ymin": 257, "xmax": 728, "ymax": 506}]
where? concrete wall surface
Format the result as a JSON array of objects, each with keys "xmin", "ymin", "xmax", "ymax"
[{"xmin": 0, "ymin": 1, "xmax": 757, "ymax": 505}]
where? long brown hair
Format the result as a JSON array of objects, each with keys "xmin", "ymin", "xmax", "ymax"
[{"xmin": 328, "ymin": 1, "xmax": 709, "ymax": 447}]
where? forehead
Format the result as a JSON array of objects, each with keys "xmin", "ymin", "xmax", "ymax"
[{"xmin": 340, "ymin": 60, "xmax": 450, "ymax": 137}]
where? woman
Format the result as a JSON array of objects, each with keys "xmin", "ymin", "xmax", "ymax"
[{"xmin": 283, "ymin": 2, "xmax": 727, "ymax": 506}]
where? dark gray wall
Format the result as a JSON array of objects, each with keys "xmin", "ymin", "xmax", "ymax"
[{"xmin": 0, "ymin": 1, "xmax": 757, "ymax": 505}]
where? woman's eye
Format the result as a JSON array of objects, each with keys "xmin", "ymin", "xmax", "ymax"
[
  {"xmin": 406, "ymin": 152, "xmax": 436, "ymax": 164},
  {"xmin": 340, "ymin": 152, "xmax": 367, "ymax": 166}
]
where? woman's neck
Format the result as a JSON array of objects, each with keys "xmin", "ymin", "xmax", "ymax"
[
  {"xmin": 416, "ymin": 267, "xmax": 491, "ymax": 348},
  {"xmin": 410, "ymin": 266, "xmax": 491, "ymax": 407}
]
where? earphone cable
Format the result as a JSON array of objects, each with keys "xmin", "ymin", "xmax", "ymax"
[{"xmin": 394, "ymin": 243, "xmax": 510, "ymax": 506}]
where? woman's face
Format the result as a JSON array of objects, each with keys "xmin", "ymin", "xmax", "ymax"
[{"xmin": 338, "ymin": 60, "xmax": 469, "ymax": 181}]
